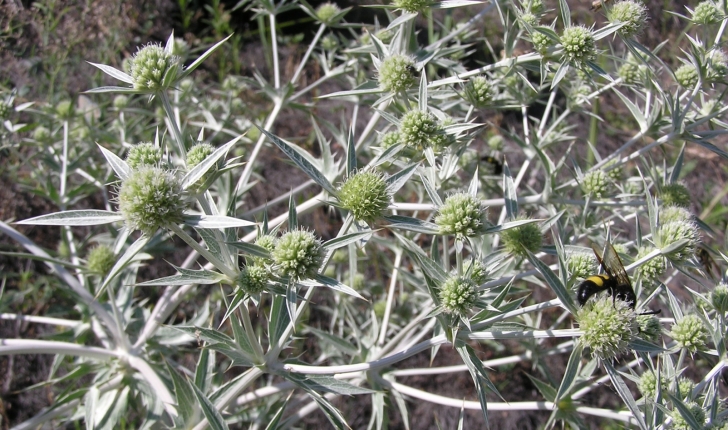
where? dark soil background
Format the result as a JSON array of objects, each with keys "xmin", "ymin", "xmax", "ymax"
[{"xmin": 1, "ymin": 0, "xmax": 726, "ymax": 428}]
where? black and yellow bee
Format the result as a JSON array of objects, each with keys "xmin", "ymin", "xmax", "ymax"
[
  {"xmin": 577, "ymin": 242, "xmax": 637, "ymax": 308},
  {"xmin": 481, "ymin": 155, "xmax": 504, "ymax": 176}
]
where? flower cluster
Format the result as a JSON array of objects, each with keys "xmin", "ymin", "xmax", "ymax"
[
  {"xmin": 238, "ymin": 264, "xmax": 269, "ymax": 295},
  {"xmin": 577, "ymin": 293, "xmax": 636, "ymax": 359},
  {"xmin": 435, "ymin": 193, "xmax": 488, "ymax": 238},
  {"xmin": 378, "ymin": 55, "xmax": 416, "ymax": 93},
  {"xmin": 501, "ymin": 219, "xmax": 542, "ymax": 258},
  {"xmin": 634, "ymin": 245, "xmax": 666, "ymax": 286},
  {"xmin": 581, "ymin": 170, "xmax": 611, "ymax": 198},
  {"xmin": 117, "ymin": 166, "xmax": 186, "ymax": 235},
  {"xmin": 567, "ymin": 252, "xmax": 595, "ymax": 279},
  {"xmin": 126, "ymin": 142, "xmax": 162, "ymax": 169},
  {"xmin": 560, "ymin": 26, "xmax": 596, "ymax": 66},
  {"xmin": 462, "ymin": 76, "xmax": 494, "ymax": 108},
  {"xmin": 399, "ymin": 110, "xmax": 439, "ymax": 149},
  {"xmin": 338, "ymin": 170, "xmax": 391, "ymax": 223},
  {"xmin": 607, "ymin": 0, "xmax": 648, "ymax": 38},
  {"xmin": 272, "ymin": 229, "xmax": 324, "ymax": 281},
  {"xmin": 439, "ymin": 276, "xmax": 478, "ymax": 315},
  {"xmin": 669, "ymin": 314, "xmax": 708, "ymax": 353},
  {"xmin": 128, "ymin": 44, "xmax": 179, "ymax": 91},
  {"xmin": 86, "ymin": 245, "xmax": 116, "ymax": 276},
  {"xmin": 691, "ymin": 0, "xmax": 722, "ymax": 25}
]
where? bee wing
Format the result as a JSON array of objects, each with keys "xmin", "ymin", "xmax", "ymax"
[
  {"xmin": 602, "ymin": 242, "xmax": 632, "ymax": 287},
  {"xmin": 591, "ymin": 243, "xmax": 607, "ymax": 274}
]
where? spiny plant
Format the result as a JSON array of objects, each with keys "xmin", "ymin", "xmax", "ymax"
[{"xmin": 2, "ymin": 0, "xmax": 728, "ymax": 428}]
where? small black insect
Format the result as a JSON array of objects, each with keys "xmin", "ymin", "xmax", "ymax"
[
  {"xmin": 577, "ymin": 242, "xmax": 637, "ymax": 308},
  {"xmin": 481, "ymin": 155, "xmax": 504, "ymax": 176}
]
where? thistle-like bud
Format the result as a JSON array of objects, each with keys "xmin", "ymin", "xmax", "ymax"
[
  {"xmin": 670, "ymin": 402, "xmax": 706, "ymax": 430},
  {"xmin": 399, "ymin": 110, "xmax": 439, "ymax": 149},
  {"xmin": 660, "ymin": 205, "xmax": 692, "ymax": 225},
  {"xmin": 186, "ymin": 142, "xmax": 215, "ymax": 168},
  {"xmin": 709, "ymin": 282, "xmax": 728, "ymax": 313},
  {"xmin": 117, "ymin": 166, "xmax": 186, "ymax": 235},
  {"xmin": 393, "ymin": 0, "xmax": 430, "ymax": 14},
  {"xmin": 581, "ymin": 170, "xmax": 611, "ymax": 198},
  {"xmin": 338, "ymin": 170, "xmax": 391, "ymax": 224},
  {"xmin": 660, "ymin": 183, "xmax": 691, "ymax": 208},
  {"xmin": 501, "ymin": 219, "xmax": 543, "ymax": 258},
  {"xmin": 380, "ymin": 131, "xmax": 401, "ymax": 149},
  {"xmin": 560, "ymin": 26, "xmax": 596, "ymax": 66},
  {"xmin": 520, "ymin": 12, "xmax": 538, "ymax": 27},
  {"xmin": 315, "ymin": 2, "xmax": 343, "ymax": 25},
  {"xmin": 634, "ymin": 245, "xmax": 666, "ymax": 286},
  {"xmin": 86, "ymin": 245, "xmax": 116, "ymax": 276},
  {"xmin": 675, "ymin": 63, "xmax": 699, "ymax": 88},
  {"xmin": 33, "ymin": 126, "xmax": 50, "ymax": 141},
  {"xmin": 464, "ymin": 259, "xmax": 488, "ymax": 285},
  {"xmin": 637, "ymin": 314, "xmax": 662, "ymax": 343},
  {"xmin": 238, "ymin": 264, "xmax": 269, "ymax": 295},
  {"xmin": 638, "ymin": 371, "xmax": 667, "ymax": 399},
  {"xmin": 128, "ymin": 43, "xmax": 179, "ymax": 91},
  {"xmin": 669, "ymin": 314, "xmax": 708, "ymax": 353},
  {"xmin": 567, "ymin": 252, "xmax": 596, "ymax": 280},
  {"xmin": 531, "ymin": 31, "xmax": 553, "ymax": 54},
  {"xmin": 272, "ymin": 229, "xmax": 324, "ymax": 281},
  {"xmin": 55, "ymin": 100, "xmax": 74, "ymax": 119},
  {"xmin": 462, "ymin": 76, "xmax": 494, "ymax": 108},
  {"xmin": 608, "ymin": 0, "xmax": 648, "ymax": 38},
  {"xmin": 113, "ymin": 95, "xmax": 129, "ymax": 109},
  {"xmin": 378, "ymin": 55, "xmax": 417, "ymax": 93},
  {"xmin": 435, "ymin": 193, "xmax": 488, "ymax": 238},
  {"xmin": 126, "ymin": 142, "xmax": 162, "ymax": 169},
  {"xmin": 577, "ymin": 293, "xmax": 636, "ymax": 359},
  {"xmin": 439, "ymin": 276, "xmax": 479, "ymax": 316},
  {"xmin": 691, "ymin": 0, "xmax": 722, "ymax": 25},
  {"xmin": 655, "ymin": 218, "xmax": 700, "ymax": 263}
]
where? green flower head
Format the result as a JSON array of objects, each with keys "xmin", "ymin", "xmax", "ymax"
[
  {"xmin": 126, "ymin": 142, "xmax": 162, "ymax": 169},
  {"xmin": 655, "ymin": 218, "xmax": 700, "ymax": 263},
  {"xmin": 581, "ymin": 170, "xmax": 611, "ymax": 198},
  {"xmin": 670, "ymin": 402, "xmax": 706, "ymax": 430},
  {"xmin": 634, "ymin": 245, "xmax": 666, "ymax": 286},
  {"xmin": 186, "ymin": 142, "xmax": 215, "ymax": 168},
  {"xmin": 637, "ymin": 314, "xmax": 662, "ymax": 343},
  {"xmin": 435, "ymin": 193, "xmax": 488, "ymax": 238},
  {"xmin": 439, "ymin": 276, "xmax": 479, "ymax": 316},
  {"xmin": 660, "ymin": 183, "xmax": 691, "ymax": 208},
  {"xmin": 87, "ymin": 245, "xmax": 116, "ymax": 276},
  {"xmin": 393, "ymin": 0, "xmax": 430, "ymax": 14},
  {"xmin": 691, "ymin": 0, "xmax": 722, "ymax": 25},
  {"xmin": 464, "ymin": 259, "xmax": 488, "ymax": 285},
  {"xmin": 380, "ymin": 131, "xmax": 401, "ymax": 149},
  {"xmin": 577, "ymin": 293, "xmax": 636, "ymax": 359},
  {"xmin": 378, "ymin": 55, "xmax": 417, "ymax": 93},
  {"xmin": 399, "ymin": 110, "xmax": 439, "ymax": 149},
  {"xmin": 238, "ymin": 264, "xmax": 269, "ymax": 295},
  {"xmin": 560, "ymin": 26, "xmax": 596, "ymax": 66},
  {"xmin": 117, "ymin": 166, "xmax": 186, "ymax": 235},
  {"xmin": 531, "ymin": 31, "xmax": 554, "ymax": 54},
  {"xmin": 272, "ymin": 229, "xmax": 324, "ymax": 281},
  {"xmin": 501, "ymin": 219, "xmax": 543, "ymax": 258},
  {"xmin": 315, "ymin": 2, "xmax": 344, "ymax": 25},
  {"xmin": 339, "ymin": 170, "xmax": 391, "ymax": 224},
  {"xmin": 709, "ymin": 282, "xmax": 728, "ymax": 313},
  {"xmin": 608, "ymin": 0, "xmax": 648, "ymax": 38},
  {"xmin": 462, "ymin": 76, "xmax": 494, "ymax": 108},
  {"xmin": 129, "ymin": 43, "xmax": 180, "ymax": 91},
  {"xmin": 638, "ymin": 371, "xmax": 667, "ymax": 400},
  {"xmin": 675, "ymin": 63, "xmax": 699, "ymax": 88},
  {"xmin": 567, "ymin": 252, "xmax": 596, "ymax": 280},
  {"xmin": 669, "ymin": 314, "xmax": 708, "ymax": 353}
]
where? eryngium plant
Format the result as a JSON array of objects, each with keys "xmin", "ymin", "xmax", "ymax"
[{"xmin": 3, "ymin": 0, "xmax": 728, "ymax": 429}]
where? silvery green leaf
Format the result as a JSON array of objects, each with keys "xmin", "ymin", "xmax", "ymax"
[
  {"xmin": 431, "ymin": 0, "xmax": 484, "ymax": 8},
  {"xmin": 555, "ymin": 342, "xmax": 583, "ymax": 401},
  {"xmin": 86, "ymin": 62, "xmax": 134, "ymax": 84},
  {"xmin": 386, "ymin": 12, "xmax": 417, "ymax": 30},
  {"xmin": 558, "ymin": 0, "xmax": 570, "ymax": 28},
  {"xmin": 191, "ymin": 382, "xmax": 229, "ymax": 430},
  {"xmin": 180, "ymin": 34, "xmax": 233, "ymax": 79},
  {"xmin": 307, "ymin": 327, "xmax": 360, "ymax": 356},
  {"xmin": 84, "ymin": 86, "xmax": 142, "ymax": 94},
  {"xmin": 99, "ymin": 235, "xmax": 150, "ymax": 295},
  {"xmin": 382, "ymin": 215, "xmax": 439, "ymax": 235},
  {"xmin": 420, "ymin": 172, "xmax": 443, "ymax": 207},
  {"xmin": 165, "ymin": 361, "xmax": 197, "ymax": 424},
  {"xmin": 502, "ymin": 163, "xmax": 518, "ymax": 220},
  {"xmin": 183, "ymin": 215, "xmax": 255, "ymax": 228},
  {"xmin": 85, "ymin": 386, "xmax": 99, "ymax": 430},
  {"xmin": 227, "ymin": 241, "xmax": 272, "ymax": 259},
  {"xmin": 174, "ymin": 326, "xmax": 254, "ymax": 367},
  {"xmin": 629, "ymin": 338, "xmax": 665, "ymax": 352},
  {"xmin": 603, "ymin": 361, "xmax": 648, "ymax": 430},
  {"xmin": 136, "ymin": 267, "xmax": 226, "ymax": 286},
  {"xmin": 309, "ymin": 274, "xmax": 365, "ymax": 300},
  {"xmin": 259, "ymin": 127, "xmax": 337, "ymax": 195},
  {"xmin": 551, "ymin": 61, "xmax": 570, "ymax": 89},
  {"xmin": 526, "ymin": 251, "xmax": 578, "ymax": 315},
  {"xmin": 346, "ymin": 126, "xmax": 356, "ymax": 175},
  {"xmin": 483, "ymin": 219, "xmax": 541, "ymax": 234},
  {"xmin": 612, "ymin": 89, "xmax": 647, "ymax": 132},
  {"xmin": 96, "ymin": 387, "xmax": 129, "ymax": 430},
  {"xmin": 280, "ymin": 373, "xmax": 350, "ymax": 430},
  {"xmin": 319, "ymin": 80, "xmax": 381, "ymax": 99},
  {"xmin": 304, "ymin": 376, "xmax": 376, "ymax": 395},
  {"xmin": 386, "ymin": 163, "xmax": 419, "ymax": 194},
  {"xmin": 322, "ymin": 230, "xmax": 374, "ymax": 251},
  {"xmin": 97, "ymin": 144, "xmax": 130, "ymax": 181},
  {"xmin": 181, "ymin": 136, "xmax": 241, "ymax": 189},
  {"xmin": 268, "ymin": 295, "xmax": 290, "ymax": 349},
  {"xmin": 16, "ymin": 210, "xmax": 123, "ymax": 226}
]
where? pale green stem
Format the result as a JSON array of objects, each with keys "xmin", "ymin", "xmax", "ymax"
[
  {"xmin": 168, "ymin": 224, "xmax": 237, "ymax": 279},
  {"xmin": 291, "ymin": 24, "xmax": 326, "ymax": 85},
  {"xmin": 235, "ymin": 98, "xmax": 283, "ymax": 196},
  {"xmin": 377, "ymin": 249, "xmax": 403, "ymax": 346},
  {"xmin": 269, "ymin": 13, "xmax": 280, "ymax": 89}
]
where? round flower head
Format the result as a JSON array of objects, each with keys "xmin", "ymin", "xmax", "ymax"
[
  {"xmin": 708, "ymin": 50, "xmax": 728, "ymax": 81},
  {"xmin": 577, "ymin": 292, "xmax": 636, "ymax": 359},
  {"xmin": 399, "ymin": 110, "xmax": 439, "ymax": 149},
  {"xmin": 709, "ymin": 282, "xmax": 728, "ymax": 313},
  {"xmin": 487, "ymin": 135, "xmax": 505, "ymax": 151},
  {"xmin": 33, "ymin": 126, "xmax": 50, "ymax": 141},
  {"xmin": 339, "ymin": 170, "xmax": 390, "ymax": 224},
  {"xmin": 378, "ymin": 55, "xmax": 416, "ymax": 93},
  {"xmin": 531, "ymin": 31, "xmax": 553, "ymax": 54},
  {"xmin": 638, "ymin": 371, "xmax": 667, "ymax": 399},
  {"xmin": 462, "ymin": 76, "xmax": 494, "ymax": 109},
  {"xmin": 691, "ymin": 0, "xmax": 722, "ymax": 25},
  {"xmin": 464, "ymin": 259, "xmax": 488, "ymax": 285},
  {"xmin": 560, "ymin": 26, "xmax": 596, "ymax": 66},
  {"xmin": 117, "ymin": 166, "xmax": 186, "ymax": 236},
  {"xmin": 619, "ymin": 61, "xmax": 644, "ymax": 85},
  {"xmin": 87, "ymin": 245, "xmax": 116, "ymax": 276},
  {"xmin": 272, "ymin": 229, "xmax": 324, "ymax": 281},
  {"xmin": 634, "ymin": 245, "xmax": 666, "ymax": 286},
  {"xmin": 255, "ymin": 234, "xmax": 277, "ymax": 254},
  {"xmin": 655, "ymin": 218, "xmax": 700, "ymax": 263},
  {"xmin": 660, "ymin": 183, "xmax": 691, "ymax": 208},
  {"xmin": 675, "ymin": 63, "xmax": 699, "ymax": 88},
  {"xmin": 126, "ymin": 142, "xmax": 162, "ymax": 169},
  {"xmin": 315, "ymin": 2, "xmax": 343, "ymax": 25},
  {"xmin": 528, "ymin": 0, "xmax": 545, "ymax": 15},
  {"xmin": 439, "ymin": 276, "xmax": 479, "ymax": 316},
  {"xmin": 393, "ymin": 0, "xmax": 430, "ymax": 13},
  {"xmin": 380, "ymin": 131, "xmax": 401, "ymax": 149},
  {"xmin": 581, "ymin": 170, "xmax": 611, "ymax": 198},
  {"xmin": 186, "ymin": 142, "xmax": 215, "ymax": 168},
  {"xmin": 520, "ymin": 12, "xmax": 538, "ymax": 27},
  {"xmin": 435, "ymin": 193, "xmax": 488, "ymax": 238},
  {"xmin": 128, "ymin": 43, "xmax": 180, "ymax": 91},
  {"xmin": 172, "ymin": 37, "xmax": 189, "ymax": 59},
  {"xmin": 669, "ymin": 314, "xmax": 708, "ymax": 353},
  {"xmin": 55, "ymin": 100, "xmax": 73, "ymax": 119},
  {"xmin": 608, "ymin": 0, "xmax": 648, "ymax": 38},
  {"xmin": 637, "ymin": 314, "xmax": 662, "ymax": 343},
  {"xmin": 238, "ymin": 264, "xmax": 269, "ymax": 295},
  {"xmin": 670, "ymin": 402, "xmax": 706, "ymax": 430},
  {"xmin": 660, "ymin": 205, "xmax": 692, "ymax": 225},
  {"xmin": 501, "ymin": 219, "xmax": 543, "ymax": 258},
  {"xmin": 113, "ymin": 95, "xmax": 129, "ymax": 109},
  {"xmin": 567, "ymin": 252, "xmax": 596, "ymax": 280},
  {"xmin": 675, "ymin": 377, "xmax": 695, "ymax": 399},
  {"xmin": 321, "ymin": 34, "xmax": 338, "ymax": 51}
]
